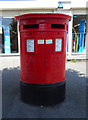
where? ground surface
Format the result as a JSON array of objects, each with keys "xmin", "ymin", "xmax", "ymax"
[{"xmin": 0, "ymin": 56, "xmax": 87, "ymax": 119}]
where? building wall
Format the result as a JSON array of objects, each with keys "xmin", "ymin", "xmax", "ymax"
[
  {"xmin": 71, "ymin": 0, "xmax": 88, "ymax": 8},
  {"xmin": 0, "ymin": 0, "xmax": 88, "ymax": 59}
]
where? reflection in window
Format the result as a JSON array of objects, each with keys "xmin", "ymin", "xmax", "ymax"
[
  {"xmin": 72, "ymin": 15, "xmax": 87, "ymax": 53},
  {"xmin": 0, "ymin": 17, "xmax": 2, "ymax": 53},
  {"xmin": 2, "ymin": 18, "xmax": 18, "ymax": 54}
]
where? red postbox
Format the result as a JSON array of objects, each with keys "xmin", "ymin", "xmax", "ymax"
[{"xmin": 15, "ymin": 13, "xmax": 71, "ymax": 105}]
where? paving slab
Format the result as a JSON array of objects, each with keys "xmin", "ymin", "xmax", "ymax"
[{"xmin": 0, "ymin": 56, "xmax": 87, "ymax": 119}]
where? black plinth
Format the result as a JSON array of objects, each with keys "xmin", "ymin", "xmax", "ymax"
[{"xmin": 20, "ymin": 81, "xmax": 66, "ymax": 106}]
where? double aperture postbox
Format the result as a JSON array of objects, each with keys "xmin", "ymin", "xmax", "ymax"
[{"xmin": 15, "ymin": 13, "xmax": 71, "ymax": 105}]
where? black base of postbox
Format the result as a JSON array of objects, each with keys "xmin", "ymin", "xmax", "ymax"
[{"xmin": 20, "ymin": 81, "xmax": 66, "ymax": 106}]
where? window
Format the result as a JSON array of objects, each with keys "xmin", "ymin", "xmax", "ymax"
[
  {"xmin": 2, "ymin": 18, "xmax": 18, "ymax": 54},
  {"xmin": 72, "ymin": 15, "xmax": 87, "ymax": 53},
  {"xmin": 0, "ymin": 17, "xmax": 2, "ymax": 54}
]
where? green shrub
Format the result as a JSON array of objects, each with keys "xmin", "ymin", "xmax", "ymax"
[{"xmin": 71, "ymin": 59, "xmax": 76, "ymax": 63}]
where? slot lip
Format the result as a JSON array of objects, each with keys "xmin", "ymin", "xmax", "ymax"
[
  {"xmin": 51, "ymin": 24, "xmax": 65, "ymax": 29},
  {"xmin": 23, "ymin": 24, "xmax": 39, "ymax": 29}
]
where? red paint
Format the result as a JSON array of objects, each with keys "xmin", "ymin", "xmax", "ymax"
[{"xmin": 15, "ymin": 13, "xmax": 71, "ymax": 84}]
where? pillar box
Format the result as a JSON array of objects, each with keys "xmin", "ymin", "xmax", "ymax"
[{"xmin": 15, "ymin": 13, "xmax": 71, "ymax": 105}]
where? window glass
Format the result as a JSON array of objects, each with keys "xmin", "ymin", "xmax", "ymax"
[
  {"xmin": 2, "ymin": 18, "xmax": 18, "ymax": 54},
  {"xmin": 72, "ymin": 15, "xmax": 87, "ymax": 53},
  {"xmin": 0, "ymin": 17, "xmax": 2, "ymax": 54}
]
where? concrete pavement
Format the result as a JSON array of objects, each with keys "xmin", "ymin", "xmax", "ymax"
[{"xmin": 0, "ymin": 56, "xmax": 87, "ymax": 119}]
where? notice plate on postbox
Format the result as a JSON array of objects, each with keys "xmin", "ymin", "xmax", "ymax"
[
  {"xmin": 46, "ymin": 39, "xmax": 52, "ymax": 44},
  {"xmin": 38, "ymin": 40, "xmax": 44, "ymax": 44},
  {"xmin": 27, "ymin": 39, "xmax": 34, "ymax": 52},
  {"xmin": 55, "ymin": 38, "xmax": 62, "ymax": 52}
]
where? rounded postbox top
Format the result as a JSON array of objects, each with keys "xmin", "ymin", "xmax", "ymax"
[{"xmin": 15, "ymin": 13, "xmax": 71, "ymax": 21}]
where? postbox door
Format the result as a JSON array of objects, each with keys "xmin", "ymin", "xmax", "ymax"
[
  {"xmin": 23, "ymin": 33, "xmax": 65, "ymax": 84},
  {"xmin": 37, "ymin": 35, "xmax": 54, "ymax": 84},
  {"xmin": 37, "ymin": 35, "xmax": 65, "ymax": 84},
  {"xmin": 20, "ymin": 33, "xmax": 45, "ymax": 84},
  {"xmin": 44, "ymin": 37, "xmax": 56, "ymax": 84},
  {"xmin": 44, "ymin": 36, "xmax": 65, "ymax": 84},
  {"xmin": 36, "ymin": 36, "xmax": 45, "ymax": 84}
]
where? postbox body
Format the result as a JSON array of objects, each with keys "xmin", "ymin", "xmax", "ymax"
[{"xmin": 15, "ymin": 13, "xmax": 71, "ymax": 105}]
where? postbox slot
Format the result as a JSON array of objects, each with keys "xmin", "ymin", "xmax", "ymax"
[
  {"xmin": 51, "ymin": 24, "xmax": 65, "ymax": 29},
  {"xmin": 24, "ymin": 24, "xmax": 39, "ymax": 29}
]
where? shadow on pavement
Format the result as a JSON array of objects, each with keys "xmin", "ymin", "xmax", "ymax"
[{"xmin": 2, "ymin": 67, "xmax": 87, "ymax": 119}]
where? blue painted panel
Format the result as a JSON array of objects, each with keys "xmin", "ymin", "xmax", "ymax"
[
  {"xmin": 78, "ymin": 20, "xmax": 86, "ymax": 53},
  {"xmin": 58, "ymin": 2, "xmax": 63, "ymax": 8},
  {"xmin": 3, "ymin": 26, "xmax": 11, "ymax": 54}
]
